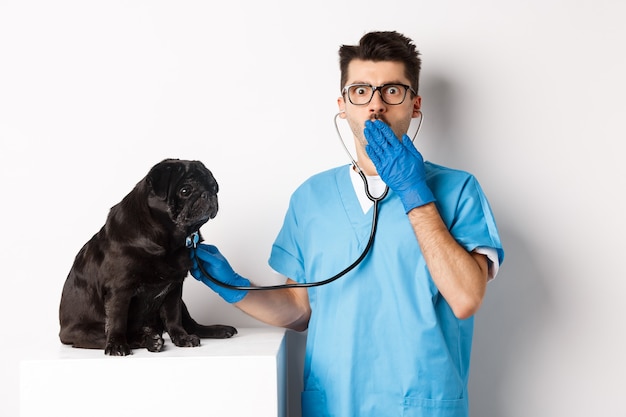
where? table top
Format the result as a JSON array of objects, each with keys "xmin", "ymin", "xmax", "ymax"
[{"xmin": 22, "ymin": 326, "xmax": 287, "ymax": 362}]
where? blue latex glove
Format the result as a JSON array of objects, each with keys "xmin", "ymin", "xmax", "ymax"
[
  {"xmin": 364, "ymin": 119, "xmax": 435, "ymax": 212},
  {"xmin": 190, "ymin": 244, "xmax": 249, "ymax": 303}
]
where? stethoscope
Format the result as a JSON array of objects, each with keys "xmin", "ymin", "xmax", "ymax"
[{"xmin": 190, "ymin": 111, "xmax": 424, "ymax": 290}]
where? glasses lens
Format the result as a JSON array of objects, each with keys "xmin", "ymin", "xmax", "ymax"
[
  {"xmin": 347, "ymin": 85, "xmax": 374, "ymax": 105},
  {"xmin": 380, "ymin": 84, "xmax": 408, "ymax": 105}
]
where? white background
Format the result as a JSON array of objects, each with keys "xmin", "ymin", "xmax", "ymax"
[{"xmin": 2, "ymin": 1, "xmax": 625, "ymax": 416}]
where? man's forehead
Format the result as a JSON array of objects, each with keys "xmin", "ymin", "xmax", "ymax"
[{"xmin": 346, "ymin": 59, "xmax": 408, "ymax": 84}]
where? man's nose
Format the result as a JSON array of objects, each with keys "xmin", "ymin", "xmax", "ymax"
[{"xmin": 368, "ymin": 89, "xmax": 387, "ymax": 113}]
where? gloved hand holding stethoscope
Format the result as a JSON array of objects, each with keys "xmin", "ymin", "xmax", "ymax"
[{"xmin": 190, "ymin": 244, "xmax": 251, "ymax": 303}]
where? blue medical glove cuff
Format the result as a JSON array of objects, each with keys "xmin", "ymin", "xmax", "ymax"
[{"xmin": 397, "ymin": 181, "xmax": 436, "ymax": 213}]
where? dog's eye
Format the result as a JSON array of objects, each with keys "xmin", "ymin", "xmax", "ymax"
[{"xmin": 179, "ymin": 186, "xmax": 193, "ymax": 197}]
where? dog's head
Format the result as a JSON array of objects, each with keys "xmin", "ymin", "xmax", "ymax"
[{"xmin": 145, "ymin": 159, "xmax": 219, "ymax": 235}]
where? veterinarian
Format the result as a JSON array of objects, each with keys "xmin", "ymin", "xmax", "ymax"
[{"xmin": 191, "ymin": 31, "xmax": 504, "ymax": 417}]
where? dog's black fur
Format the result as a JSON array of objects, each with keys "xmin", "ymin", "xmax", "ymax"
[{"xmin": 59, "ymin": 159, "xmax": 236, "ymax": 356}]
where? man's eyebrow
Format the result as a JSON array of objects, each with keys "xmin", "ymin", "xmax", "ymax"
[{"xmin": 381, "ymin": 80, "xmax": 407, "ymax": 85}]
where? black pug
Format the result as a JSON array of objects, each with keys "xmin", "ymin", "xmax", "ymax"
[{"xmin": 59, "ymin": 158, "xmax": 237, "ymax": 356}]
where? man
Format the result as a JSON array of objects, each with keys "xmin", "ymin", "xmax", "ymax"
[{"xmin": 192, "ymin": 31, "xmax": 504, "ymax": 417}]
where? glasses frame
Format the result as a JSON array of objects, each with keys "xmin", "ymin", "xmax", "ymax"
[{"xmin": 342, "ymin": 83, "xmax": 417, "ymax": 106}]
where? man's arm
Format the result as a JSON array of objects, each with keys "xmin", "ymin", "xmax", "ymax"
[
  {"xmin": 190, "ymin": 246, "xmax": 312, "ymax": 331},
  {"xmin": 364, "ymin": 120, "xmax": 490, "ymax": 318},
  {"xmin": 235, "ymin": 281, "xmax": 311, "ymax": 331},
  {"xmin": 408, "ymin": 203, "xmax": 489, "ymax": 319}
]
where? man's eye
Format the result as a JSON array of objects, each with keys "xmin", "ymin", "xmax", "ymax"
[{"xmin": 385, "ymin": 86, "xmax": 400, "ymax": 95}]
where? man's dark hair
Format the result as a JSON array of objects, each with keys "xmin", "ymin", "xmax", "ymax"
[{"xmin": 338, "ymin": 31, "xmax": 422, "ymax": 95}]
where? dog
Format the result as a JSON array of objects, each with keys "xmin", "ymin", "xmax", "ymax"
[{"xmin": 59, "ymin": 158, "xmax": 237, "ymax": 356}]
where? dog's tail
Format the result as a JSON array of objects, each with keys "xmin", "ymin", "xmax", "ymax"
[{"xmin": 181, "ymin": 301, "xmax": 238, "ymax": 339}]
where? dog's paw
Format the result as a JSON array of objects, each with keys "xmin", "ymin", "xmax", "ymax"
[
  {"xmin": 194, "ymin": 324, "xmax": 238, "ymax": 339},
  {"xmin": 170, "ymin": 333, "xmax": 201, "ymax": 347},
  {"xmin": 104, "ymin": 340, "xmax": 132, "ymax": 356},
  {"xmin": 208, "ymin": 325, "xmax": 238, "ymax": 339},
  {"xmin": 218, "ymin": 325, "xmax": 238, "ymax": 339},
  {"xmin": 145, "ymin": 333, "xmax": 165, "ymax": 352}
]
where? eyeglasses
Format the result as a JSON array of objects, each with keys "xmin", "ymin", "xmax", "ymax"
[{"xmin": 342, "ymin": 83, "xmax": 417, "ymax": 105}]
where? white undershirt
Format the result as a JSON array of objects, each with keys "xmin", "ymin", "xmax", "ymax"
[{"xmin": 348, "ymin": 166, "xmax": 386, "ymax": 213}]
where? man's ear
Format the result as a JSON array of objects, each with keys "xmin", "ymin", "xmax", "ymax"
[
  {"xmin": 337, "ymin": 96, "xmax": 347, "ymax": 119},
  {"xmin": 412, "ymin": 95, "xmax": 422, "ymax": 118}
]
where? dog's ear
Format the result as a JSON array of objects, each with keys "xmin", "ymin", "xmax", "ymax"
[{"xmin": 146, "ymin": 159, "xmax": 184, "ymax": 200}]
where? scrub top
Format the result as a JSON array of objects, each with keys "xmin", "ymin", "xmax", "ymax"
[{"xmin": 269, "ymin": 163, "xmax": 504, "ymax": 417}]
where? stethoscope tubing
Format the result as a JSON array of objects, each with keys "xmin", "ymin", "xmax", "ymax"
[
  {"xmin": 193, "ymin": 112, "xmax": 423, "ymax": 290},
  {"xmin": 192, "ymin": 179, "xmax": 383, "ymax": 290}
]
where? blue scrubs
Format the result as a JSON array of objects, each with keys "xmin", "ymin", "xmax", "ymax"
[{"xmin": 269, "ymin": 163, "xmax": 504, "ymax": 417}]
